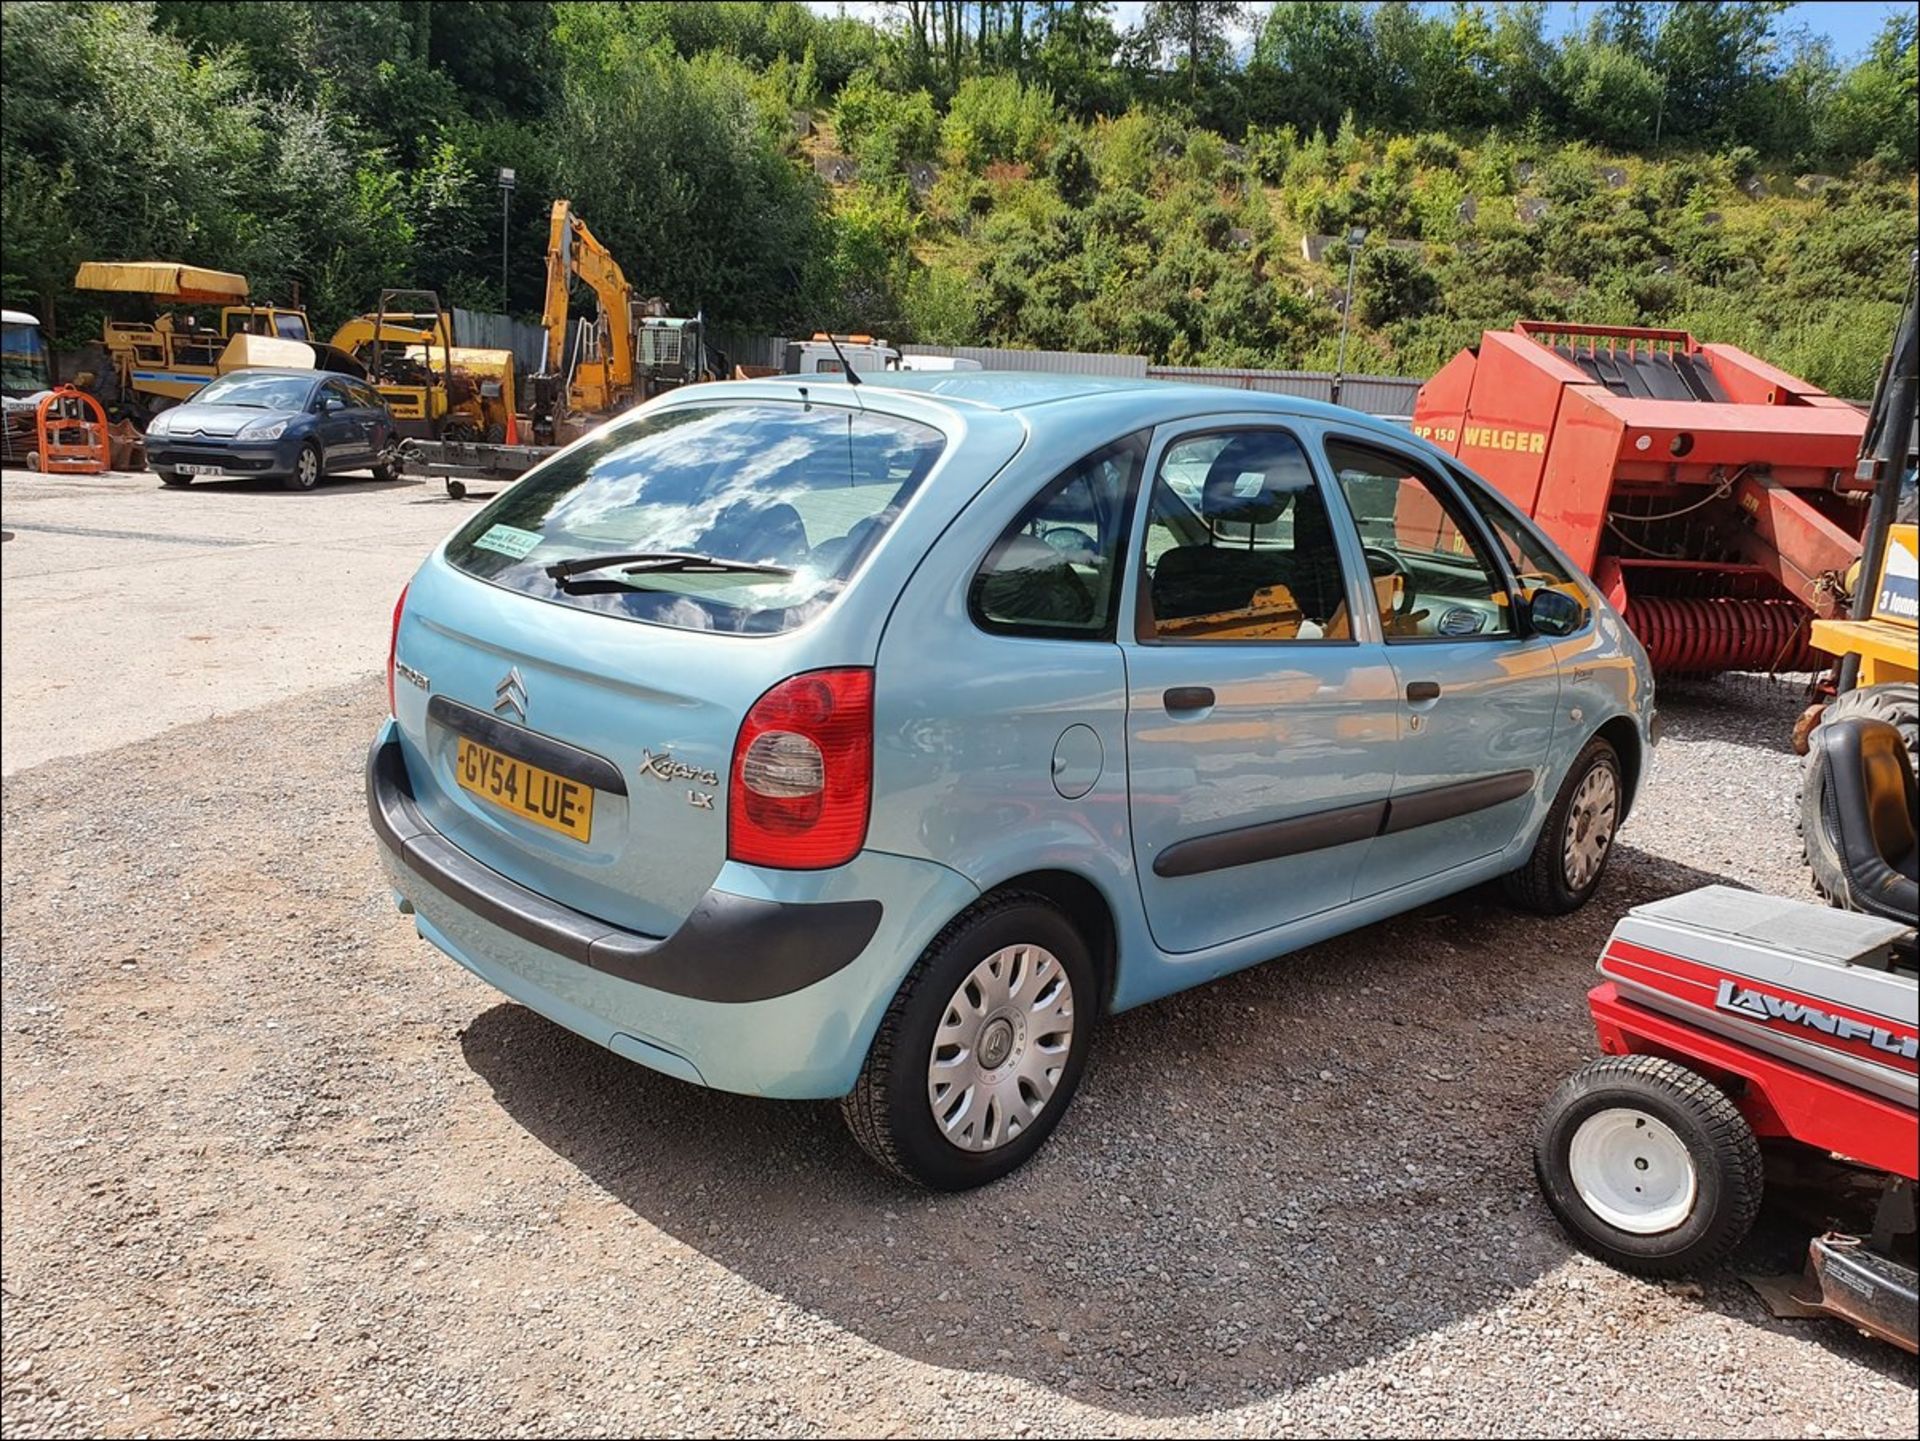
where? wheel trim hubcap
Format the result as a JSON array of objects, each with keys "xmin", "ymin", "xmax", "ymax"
[
  {"xmin": 1563, "ymin": 763, "xmax": 1618, "ymax": 890},
  {"xmin": 926, "ymin": 944, "xmax": 1075, "ymax": 1153},
  {"xmin": 1567, "ymin": 1107, "xmax": 1697, "ymax": 1234},
  {"xmin": 298, "ymin": 450, "xmax": 318, "ymax": 485}
]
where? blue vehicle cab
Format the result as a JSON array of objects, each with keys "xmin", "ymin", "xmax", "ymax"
[
  {"xmin": 368, "ymin": 373, "xmax": 1657, "ymax": 1189},
  {"xmin": 147, "ymin": 368, "xmax": 398, "ymax": 491}
]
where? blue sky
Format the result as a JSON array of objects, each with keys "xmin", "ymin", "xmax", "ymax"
[{"xmin": 805, "ymin": 2, "xmax": 1907, "ymax": 64}]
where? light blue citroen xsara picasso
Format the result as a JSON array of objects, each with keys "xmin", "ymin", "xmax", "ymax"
[{"xmin": 369, "ymin": 372, "xmax": 1656, "ymax": 1188}]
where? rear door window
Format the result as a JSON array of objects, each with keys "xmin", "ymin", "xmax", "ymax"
[
  {"xmin": 1139, "ymin": 429, "xmax": 1355, "ymax": 642},
  {"xmin": 446, "ymin": 403, "xmax": 947, "ymax": 634}
]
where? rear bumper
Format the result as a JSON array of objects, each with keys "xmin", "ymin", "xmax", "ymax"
[{"xmin": 366, "ymin": 725, "xmax": 979, "ymax": 1098}]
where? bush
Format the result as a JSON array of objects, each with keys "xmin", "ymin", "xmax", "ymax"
[
  {"xmin": 1094, "ymin": 107, "xmax": 1178, "ymax": 193},
  {"xmin": 942, "ymin": 73, "xmax": 1059, "ymax": 169},
  {"xmin": 902, "ymin": 264, "xmax": 980, "ymax": 344},
  {"xmin": 1411, "ymin": 132, "xmax": 1461, "ymax": 170},
  {"xmin": 1355, "ymin": 246, "xmax": 1438, "ymax": 327},
  {"xmin": 1553, "ymin": 39, "xmax": 1662, "ymax": 150},
  {"xmin": 1047, "ymin": 136, "xmax": 1096, "ymax": 207},
  {"xmin": 833, "ymin": 70, "xmax": 937, "ymax": 179},
  {"xmin": 1245, "ymin": 123, "xmax": 1297, "ymax": 184}
]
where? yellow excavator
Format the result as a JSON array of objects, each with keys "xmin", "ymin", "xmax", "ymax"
[
  {"xmin": 1795, "ymin": 253, "xmax": 1917, "ymax": 920},
  {"xmin": 533, "ymin": 199, "xmax": 637, "ymax": 442}
]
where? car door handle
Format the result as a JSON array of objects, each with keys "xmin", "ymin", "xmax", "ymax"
[
  {"xmin": 1405, "ymin": 681, "xmax": 1442, "ymax": 703},
  {"xmin": 1164, "ymin": 686, "xmax": 1215, "ymax": 714}
]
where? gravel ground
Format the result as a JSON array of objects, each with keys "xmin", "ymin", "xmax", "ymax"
[{"xmin": 2, "ymin": 670, "xmax": 1915, "ymax": 1438}]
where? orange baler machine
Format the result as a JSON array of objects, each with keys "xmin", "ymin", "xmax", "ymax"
[{"xmin": 1414, "ymin": 322, "xmax": 1869, "ymax": 673}]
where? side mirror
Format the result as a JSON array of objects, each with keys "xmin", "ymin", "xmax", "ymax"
[{"xmin": 1528, "ymin": 587, "xmax": 1588, "ymax": 638}]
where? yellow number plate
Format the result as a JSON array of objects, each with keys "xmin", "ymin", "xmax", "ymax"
[{"xmin": 455, "ymin": 736, "xmax": 594, "ymax": 843}]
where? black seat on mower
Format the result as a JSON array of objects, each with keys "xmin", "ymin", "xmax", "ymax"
[{"xmin": 1807, "ymin": 716, "xmax": 1919, "ymax": 925}]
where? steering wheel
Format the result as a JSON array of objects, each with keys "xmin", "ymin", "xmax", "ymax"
[
  {"xmin": 1041, "ymin": 525, "xmax": 1101, "ymax": 567},
  {"xmin": 1362, "ymin": 545, "xmax": 1418, "ymax": 617}
]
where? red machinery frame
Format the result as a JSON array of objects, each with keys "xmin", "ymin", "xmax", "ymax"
[
  {"xmin": 1588, "ymin": 979, "xmax": 1917, "ymax": 1180},
  {"xmin": 1415, "ymin": 322, "xmax": 1870, "ymax": 672}
]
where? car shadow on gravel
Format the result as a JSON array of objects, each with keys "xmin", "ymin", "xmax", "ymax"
[
  {"xmin": 1655, "ymin": 674, "xmax": 1812, "ymax": 755},
  {"xmin": 454, "ymin": 846, "xmax": 1905, "ymax": 1417},
  {"xmin": 163, "ymin": 472, "xmax": 426, "ymax": 497}
]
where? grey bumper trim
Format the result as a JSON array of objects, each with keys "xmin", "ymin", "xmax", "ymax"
[{"xmin": 367, "ymin": 736, "xmax": 881, "ymax": 1003}]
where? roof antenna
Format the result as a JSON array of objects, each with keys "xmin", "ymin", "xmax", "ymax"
[{"xmin": 822, "ymin": 330, "xmax": 863, "ymax": 385}]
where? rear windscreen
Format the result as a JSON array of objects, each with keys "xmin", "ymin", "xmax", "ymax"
[{"xmin": 446, "ymin": 402, "xmax": 947, "ymax": 633}]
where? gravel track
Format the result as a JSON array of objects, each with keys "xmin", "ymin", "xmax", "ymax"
[{"xmin": 2, "ymin": 671, "xmax": 1914, "ymax": 1438}]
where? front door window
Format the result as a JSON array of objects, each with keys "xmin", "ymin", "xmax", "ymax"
[{"xmin": 1322, "ymin": 440, "xmax": 1517, "ymax": 641}]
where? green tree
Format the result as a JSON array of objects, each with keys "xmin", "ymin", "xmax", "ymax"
[
  {"xmin": 1816, "ymin": 14, "xmax": 1918, "ymax": 164},
  {"xmin": 1250, "ymin": 0, "xmax": 1372, "ymax": 137},
  {"xmin": 1138, "ymin": 1, "xmax": 1245, "ymax": 103},
  {"xmin": 1652, "ymin": 1, "xmax": 1790, "ymax": 142}
]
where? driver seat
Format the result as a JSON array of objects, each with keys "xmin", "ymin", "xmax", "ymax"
[{"xmin": 1804, "ymin": 716, "xmax": 1920, "ymax": 924}]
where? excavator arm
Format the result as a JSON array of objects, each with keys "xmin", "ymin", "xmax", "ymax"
[
  {"xmin": 540, "ymin": 199, "xmax": 572, "ymax": 377},
  {"xmin": 540, "ymin": 198, "xmax": 635, "ymax": 393}
]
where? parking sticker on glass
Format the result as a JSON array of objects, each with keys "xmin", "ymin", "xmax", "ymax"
[{"xmin": 472, "ymin": 523, "xmax": 544, "ymax": 559}]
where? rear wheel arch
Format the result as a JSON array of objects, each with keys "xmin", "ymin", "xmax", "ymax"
[
  {"xmin": 1594, "ymin": 714, "xmax": 1642, "ymax": 818},
  {"xmin": 976, "ymin": 868, "xmax": 1118, "ymax": 1014}
]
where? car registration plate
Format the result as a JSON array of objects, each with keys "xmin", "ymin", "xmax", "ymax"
[
  {"xmin": 455, "ymin": 735, "xmax": 594, "ymax": 843},
  {"xmin": 181, "ymin": 463, "xmax": 229, "ymax": 475}
]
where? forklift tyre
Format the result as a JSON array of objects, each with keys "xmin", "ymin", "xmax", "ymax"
[{"xmin": 1534, "ymin": 1055, "xmax": 1763, "ymax": 1278}]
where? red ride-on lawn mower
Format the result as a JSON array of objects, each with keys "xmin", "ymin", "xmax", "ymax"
[{"xmin": 1535, "ymin": 881, "xmax": 1918, "ymax": 1352}]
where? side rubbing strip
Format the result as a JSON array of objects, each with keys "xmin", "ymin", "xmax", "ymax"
[
  {"xmin": 1379, "ymin": 769, "xmax": 1535, "ymax": 834},
  {"xmin": 1152, "ymin": 769, "xmax": 1537, "ymax": 878},
  {"xmin": 1153, "ymin": 800, "xmax": 1387, "ymax": 878}
]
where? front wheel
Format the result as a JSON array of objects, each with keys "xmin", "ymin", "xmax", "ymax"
[
  {"xmin": 157, "ymin": 469, "xmax": 192, "ymax": 488},
  {"xmin": 1534, "ymin": 1056, "xmax": 1763, "ymax": 1277},
  {"xmin": 283, "ymin": 442, "xmax": 322, "ymax": 492},
  {"xmin": 841, "ymin": 893, "xmax": 1095, "ymax": 1190},
  {"xmin": 1503, "ymin": 736, "xmax": 1621, "ymax": 914}
]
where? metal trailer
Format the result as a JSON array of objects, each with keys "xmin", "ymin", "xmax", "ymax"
[{"xmin": 1413, "ymin": 321, "xmax": 1870, "ymax": 674}]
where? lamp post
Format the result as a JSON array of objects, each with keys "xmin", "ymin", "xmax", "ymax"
[
  {"xmin": 497, "ymin": 168, "xmax": 516, "ymax": 311},
  {"xmin": 1331, "ymin": 225, "xmax": 1367, "ymax": 409}
]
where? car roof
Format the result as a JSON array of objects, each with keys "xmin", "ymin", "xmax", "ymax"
[{"xmin": 769, "ymin": 369, "xmax": 1392, "ymax": 427}]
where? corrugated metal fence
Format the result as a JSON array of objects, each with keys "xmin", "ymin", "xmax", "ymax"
[
  {"xmin": 1144, "ymin": 366, "xmax": 1421, "ymax": 416},
  {"xmin": 901, "ymin": 343, "xmax": 1150, "ymax": 378},
  {"xmin": 452, "ymin": 307, "xmax": 548, "ymax": 378}
]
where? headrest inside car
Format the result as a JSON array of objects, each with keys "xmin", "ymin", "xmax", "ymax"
[{"xmin": 1200, "ymin": 436, "xmax": 1314, "ymax": 527}]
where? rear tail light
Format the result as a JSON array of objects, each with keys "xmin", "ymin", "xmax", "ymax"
[
  {"xmin": 728, "ymin": 668, "xmax": 873, "ymax": 869},
  {"xmin": 386, "ymin": 583, "xmax": 409, "ymax": 717}
]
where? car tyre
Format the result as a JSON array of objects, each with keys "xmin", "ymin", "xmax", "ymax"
[
  {"xmin": 284, "ymin": 441, "xmax": 322, "ymax": 492},
  {"xmin": 1503, "ymin": 736, "xmax": 1621, "ymax": 914},
  {"xmin": 157, "ymin": 469, "xmax": 192, "ymax": 487},
  {"xmin": 1534, "ymin": 1055, "xmax": 1762, "ymax": 1277},
  {"xmin": 841, "ymin": 892, "xmax": 1096, "ymax": 1191}
]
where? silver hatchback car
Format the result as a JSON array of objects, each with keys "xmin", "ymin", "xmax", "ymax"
[{"xmin": 369, "ymin": 373, "xmax": 1655, "ymax": 1188}]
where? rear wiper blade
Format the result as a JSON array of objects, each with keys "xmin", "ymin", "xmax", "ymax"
[{"xmin": 544, "ymin": 551, "xmax": 795, "ymax": 583}]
